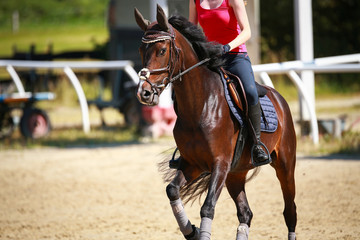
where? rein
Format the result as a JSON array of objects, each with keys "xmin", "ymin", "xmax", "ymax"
[
  {"xmin": 138, "ymin": 27, "xmax": 211, "ymax": 93},
  {"xmin": 169, "ymin": 57, "xmax": 211, "ymax": 83}
]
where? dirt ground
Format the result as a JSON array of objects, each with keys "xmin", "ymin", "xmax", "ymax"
[{"xmin": 0, "ymin": 140, "xmax": 359, "ymax": 240}]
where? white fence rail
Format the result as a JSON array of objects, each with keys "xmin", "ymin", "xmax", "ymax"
[
  {"xmin": 253, "ymin": 53, "xmax": 360, "ymax": 144},
  {"xmin": 0, "ymin": 60, "xmax": 139, "ymax": 133},
  {"xmin": 1, "ymin": 54, "xmax": 359, "ymax": 143}
]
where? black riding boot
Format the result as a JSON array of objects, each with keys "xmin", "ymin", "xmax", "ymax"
[{"xmin": 249, "ymin": 102, "xmax": 269, "ymax": 164}]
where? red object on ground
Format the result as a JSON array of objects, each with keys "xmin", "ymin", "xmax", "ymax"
[{"xmin": 142, "ymin": 106, "xmax": 176, "ymax": 138}]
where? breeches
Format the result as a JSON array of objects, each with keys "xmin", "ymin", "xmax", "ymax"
[{"xmin": 223, "ymin": 53, "xmax": 259, "ymax": 106}]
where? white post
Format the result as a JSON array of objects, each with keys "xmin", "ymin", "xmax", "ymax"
[
  {"xmin": 6, "ymin": 65, "xmax": 25, "ymax": 95},
  {"xmin": 150, "ymin": 0, "xmax": 168, "ymax": 21},
  {"xmin": 63, "ymin": 67, "xmax": 90, "ymax": 133},
  {"xmin": 246, "ymin": 0, "xmax": 260, "ymax": 65},
  {"xmin": 294, "ymin": 0, "xmax": 315, "ymax": 135},
  {"xmin": 287, "ymin": 71, "xmax": 319, "ymax": 144},
  {"xmin": 124, "ymin": 64, "xmax": 139, "ymax": 85},
  {"xmin": 259, "ymin": 72, "xmax": 275, "ymax": 88}
]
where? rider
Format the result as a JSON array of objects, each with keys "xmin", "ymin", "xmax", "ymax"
[{"xmin": 170, "ymin": 0, "xmax": 268, "ymax": 168}]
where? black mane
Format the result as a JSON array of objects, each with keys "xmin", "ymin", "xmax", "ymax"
[{"xmin": 168, "ymin": 15, "xmax": 225, "ymax": 70}]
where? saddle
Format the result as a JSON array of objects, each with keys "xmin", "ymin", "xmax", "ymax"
[
  {"xmin": 220, "ymin": 67, "xmax": 268, "ymax": 120},
  {"xmin": 219, "ymin": 67, "xmax": 275, "ymax": 168}
]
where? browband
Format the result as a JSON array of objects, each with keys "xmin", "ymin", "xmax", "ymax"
[{"xmin": 142, "ymin": 28, "xmax": 175, "ymax": 43}]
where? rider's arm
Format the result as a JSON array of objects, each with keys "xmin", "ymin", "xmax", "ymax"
[
  {"xmin": 189, "ymin": 0, "xmax": 198, "ymax": 25},
  {"xmin": 227, "ymin": 0, "xmax": 251, "ymax": 51}
]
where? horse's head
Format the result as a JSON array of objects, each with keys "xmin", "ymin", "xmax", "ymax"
[{"xmin": 134, "ymin": 5, "xmax": 181, "ymax": 106}]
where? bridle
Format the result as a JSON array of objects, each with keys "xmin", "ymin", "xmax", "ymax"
[
  {"xmin": 138, "ymin": 27, "xmax": 180, "ymax": 95},
  {"xmin": 138, "ymin": 26, "xmax": 210, "ymax": 95}
]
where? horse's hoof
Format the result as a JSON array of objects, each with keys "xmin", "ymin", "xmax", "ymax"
[{"xmin": 185, "ymin": 225, "xmax": 200, "ymax": 240}]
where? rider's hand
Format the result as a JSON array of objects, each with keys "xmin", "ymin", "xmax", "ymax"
[{"xmin": 223, "ymin": 44, "xmax": 231, "ymax": 55}]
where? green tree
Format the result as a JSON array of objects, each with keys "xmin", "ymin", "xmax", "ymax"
[
  {"xmin": 313, "ymin": 0, "xmax": 360, "ymax": 57},
  {"xmin": 260, "ymin": 0, "xmax": 360, "ymax": 62},
  {"xmin": 260, "ymin": 0, "xmax": 360, "ymax": 94},
  {"xmin": 260, "ymin": 1, "xmax": 295, "ymax": 63},
  {"xmin": 0, "ymin": 0, "xmax": 106, "ymax": 28}
]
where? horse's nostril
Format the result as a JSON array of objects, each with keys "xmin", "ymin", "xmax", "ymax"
[{"xmin": 142, "ymin": 90, "xmax": 151, "ymax": 99}]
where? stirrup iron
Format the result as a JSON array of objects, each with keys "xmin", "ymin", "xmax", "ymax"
[{"xmin": 250, "ymin": 141, "xmax": 272, "ymax": 167}]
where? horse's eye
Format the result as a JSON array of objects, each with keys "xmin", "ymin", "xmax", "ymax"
[{"xmin": 159, "ymin": 48, "xmax": 167, "ymax": 56}]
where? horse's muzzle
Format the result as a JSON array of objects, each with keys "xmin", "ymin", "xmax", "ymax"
[
  {"xmin": 137, "ymin": 82, "xmax": 159, "ymax": 106},
  {"xmin": 136, "ymin": 68, "xmax": 162, "ymax": 106}
]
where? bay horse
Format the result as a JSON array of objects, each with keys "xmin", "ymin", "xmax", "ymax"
[{"xmin": 134, "ymin": 5, "xmax": 297, "ymax": 240}]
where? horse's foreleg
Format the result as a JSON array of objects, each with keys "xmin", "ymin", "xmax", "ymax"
[
  {"xmin": 199, "ymin": 163, "xmax": 229, "ymax": 240},
  {"xmin": 225, "ymin": 171, "xmax": 252, "ymax": 240},
  {"xmin": 273, "ymin": 153, "xmax": 297, "ymax": 240},
  {"xmin": 166, "ymin": 170, "xmax": 199, "ymax": 239}
]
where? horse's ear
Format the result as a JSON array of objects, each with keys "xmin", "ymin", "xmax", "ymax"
[
  {"xmin": 156, "ymin": 4, "xmax": 170, "ymax": 32},
  {"xmin": 134, "ymin": 7, "xmax": 151, "ymax": 31}
]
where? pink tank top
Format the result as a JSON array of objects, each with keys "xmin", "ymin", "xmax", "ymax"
[{"xmin": 196, "ymin": 0, "xmax": 247, "ymax": 53}]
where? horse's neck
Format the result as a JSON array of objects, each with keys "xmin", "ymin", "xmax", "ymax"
[{"xmin": 173, "ymin": 66, "xmax": 222, "ymax": 124}]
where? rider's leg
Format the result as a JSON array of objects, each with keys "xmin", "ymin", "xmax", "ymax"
[
  {"xmin": 248, "ymin": 102, "xmax": 268, "ymax": 162},
  {"xmin": 224, "ymin": 53, "xmax": 268, "ymax": 163}
]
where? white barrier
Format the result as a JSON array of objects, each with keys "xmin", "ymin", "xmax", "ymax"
[
  {"xmin": 6, "ymin": 65, "xmax": 25, "ymax": 94},
  {"xmin": 1, "ymin": 54, "xmax": 359, "ymax": 142},
  {"xmin": 253, "ymin": 53, "xmax": 360, "ymax": 144},
  {"xmin": 0, "ymin": 60, "xmax": 138, "ymax": 133}
]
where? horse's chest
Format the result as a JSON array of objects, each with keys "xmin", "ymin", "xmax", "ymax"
[
  {"xmin": 173, "ymin": 127, "xmax": 213, "ymax": 161},
  {"xmin": 173, "ymin": 100, "xmax": 232, "ymax": 162}
]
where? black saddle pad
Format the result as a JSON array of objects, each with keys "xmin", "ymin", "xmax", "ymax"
[{"xmin": 219, "ymin": 71, "xmax": 278, "ymax": 133}]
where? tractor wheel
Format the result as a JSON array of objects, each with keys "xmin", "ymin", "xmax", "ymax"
[{"xmin": 20, "ymin": 108, "xmax": 51, "ymax": 139}]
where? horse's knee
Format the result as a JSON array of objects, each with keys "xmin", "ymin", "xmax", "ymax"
[
  {"xmin": 166, "ymin": 183, "xmax": 180, "ymax": 201},
  {"xmin": 200, "ymin": 204, "xmax": 215, "ymax": 219}
]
